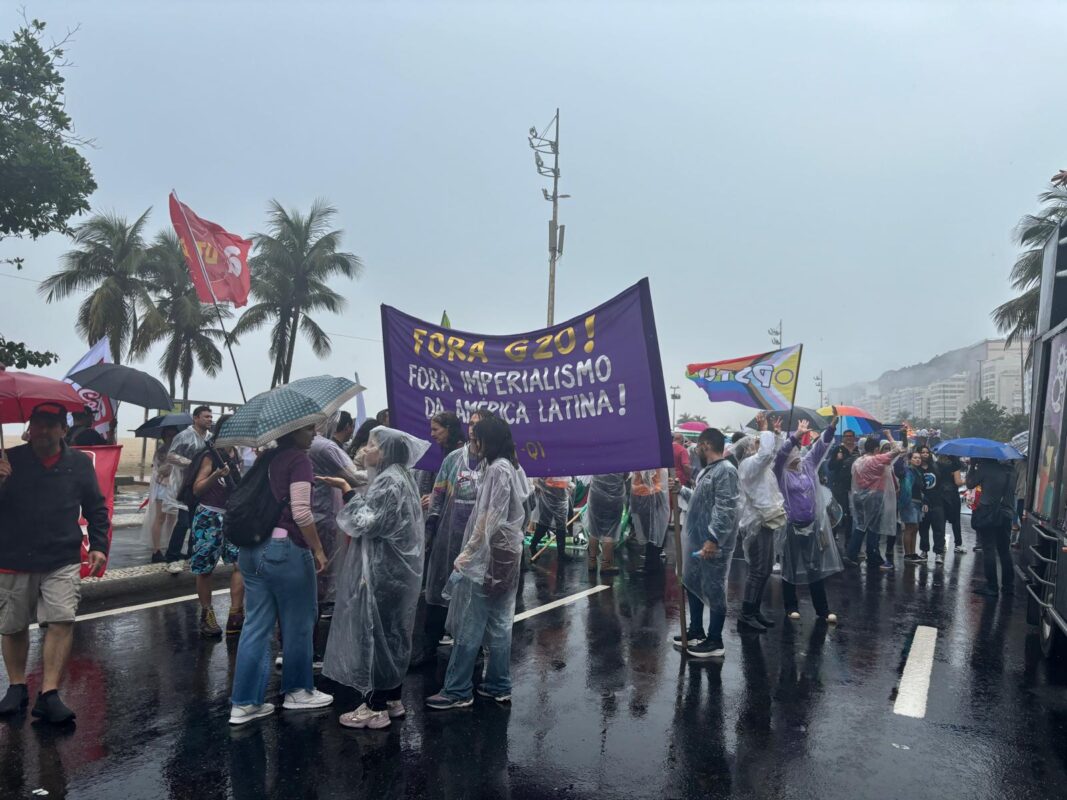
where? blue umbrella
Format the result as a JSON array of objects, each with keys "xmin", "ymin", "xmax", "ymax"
[
  {"xmin": 933, "ymin": 438, "xmax": 1024, "ymax": 461},
  {"xmin": 214, "ymin": 375, "xmax": 365, "ymax": 448},
  {"xmin": 134, "ymin": 412, "xmax": 193, "ymax": 438}
]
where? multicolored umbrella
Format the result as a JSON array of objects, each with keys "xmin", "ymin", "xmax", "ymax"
[
  {"xmin": 214, "ymin": 375, "xmax": 365, "ymax": 448},
  {"xmin": 816, "ymin": 404, "xmax": 883, "ymax": 436}
]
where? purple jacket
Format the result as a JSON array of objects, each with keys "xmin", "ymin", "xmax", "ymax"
[{"xmin": 773, "ymin": 426, "xmax": 834, "ymax": 525}]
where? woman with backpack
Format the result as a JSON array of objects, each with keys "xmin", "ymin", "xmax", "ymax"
[
  {"xmin": 188, "ymin": 415, "xmax": 245, "ymax": 638},
  {"xmin": 966, "ymin": 458, "xmax": 1017, "ymax": 597},
  {"xmin": 426, "ymin": 416, "xmax": 527, "ymax": 711},
  {"xmin": 319, "ymin": 426, "xmax": 430, "ymax": 729},
  {"xmin": 229, "ymin": 423, "xmax": 333, "ymax": 726}
]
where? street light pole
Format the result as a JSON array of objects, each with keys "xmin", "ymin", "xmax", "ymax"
[
  {"xmin": 768, "ymin": 320, "xmax": 782, "ymax": 348},
  {"xmin": 529, "ymin": 110, "xmax": 568, "ymax": 326},
  {"xmin": 814, "ymin": 370, "xmax": 825, "ymax": 407},
  {"xmin": 670, "ymin": 384, "xmax": 681, "ymax": 427}
]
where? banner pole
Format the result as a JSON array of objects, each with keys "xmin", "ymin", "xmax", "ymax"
[
  {"xmin": 671, "ymin": 487, "xmax": 688, "ymax": 651},
  {"xmin": 172, "ymin": 190, "xmax": 247, "ymax": 403},
  {"xmin": 785, "ymin": 344, "xmax": 804, "ymax": 435}
]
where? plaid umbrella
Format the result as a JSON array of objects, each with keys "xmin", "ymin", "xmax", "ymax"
[{"xmin": 214, "ymin": 375, "xmax": 365, "ymax": 448}]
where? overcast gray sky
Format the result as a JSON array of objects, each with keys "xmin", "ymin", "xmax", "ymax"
[{"xmin": 3, "ymin": 0, "xmax": 1065, "ymax": 430}]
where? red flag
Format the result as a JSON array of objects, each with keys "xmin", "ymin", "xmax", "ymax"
[
  {"xmin": 169, "ymin": 192, "xmax": 252, "ymax": 307},
  {"xmin": 75, "ymin": 444, "xmax": 122, "ymax": 578}
]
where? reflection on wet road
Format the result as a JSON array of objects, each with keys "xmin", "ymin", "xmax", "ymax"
[{"xmin": 2, "ymin": 528, "xmax": 1067, "ymax": 799}]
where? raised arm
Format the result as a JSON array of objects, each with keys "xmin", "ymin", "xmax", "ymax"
[{"xmin": 804, "ymin": 418, "xmax": 838, "ymax": 469}]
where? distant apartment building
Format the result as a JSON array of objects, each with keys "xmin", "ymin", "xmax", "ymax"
[{"xmin": 829, "ymin": 338, "xmax": 1027, "ymax": 424}]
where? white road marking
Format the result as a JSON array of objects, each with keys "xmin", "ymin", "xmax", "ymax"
[
  {"xmin": 30, "ymin": 589, "xmax": 231, "ymax": 630},
  {"xmin": 513, "ymin": 585, "xmax": 610, "ymax": 622},
  {"xmin": 894, "ymin": 625, "xmax": 938, "ymax": 719},
  {"xmin": 39, "ymin": 584, "xmax": 611, "ymax": 630}
]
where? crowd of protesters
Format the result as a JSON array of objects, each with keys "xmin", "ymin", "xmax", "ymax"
[{"xmin": 0, "ymin": 395, "xmax": 1022, "ymax": 728}]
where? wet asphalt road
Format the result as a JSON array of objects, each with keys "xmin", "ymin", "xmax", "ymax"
[{"xmin": 3, "ymin": 524, "xmax": 1067, "ymax": 800}]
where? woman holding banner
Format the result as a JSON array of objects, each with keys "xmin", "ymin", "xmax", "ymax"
[
  {"xmin": 585, "ymin": 472, "xmax": 629, "ymax": 574},
  {"xmin": 427, "ymin": 416, "xmax": 527, "ymax": 710},
  {"xmin": 629, "ymin": 468, "xmax": 669, "ymax": 571}
]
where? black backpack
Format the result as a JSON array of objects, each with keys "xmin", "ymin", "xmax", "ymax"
[
  {"xmin": 224, "ymin": 449, "xmax": 287, "ymax": 547},
  {"xmin": 177, "ymin": 447, "xmax": 224, "ymax": 510}
]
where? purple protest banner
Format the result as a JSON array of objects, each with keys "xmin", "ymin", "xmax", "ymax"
[{"xmin": 381, "ymin": 279, "xmax": 672, "ymax": 477}]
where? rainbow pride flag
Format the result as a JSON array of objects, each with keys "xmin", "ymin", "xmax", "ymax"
[{"xmin": 686, "ymin": 344, "xmax": 802, "ymax": 411}]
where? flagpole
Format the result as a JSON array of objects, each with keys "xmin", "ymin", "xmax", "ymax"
[
  {"xmin": 785, "ymin": 344, "xmax": 804, "ymax": 435},
  {"xmin": 172, "ymin": 190, "xmax": 247, "ymax": 403}
]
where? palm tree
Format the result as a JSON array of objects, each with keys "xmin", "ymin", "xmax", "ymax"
[
  {"xmin": 39, "ymin": 210, "xmax": 155, "ymax": 363},
  {"xmin": 992, "ymin": 182, "xmax": 1067, "ymax": 354},
  {"xmin": 231, "ymin": 199, "xmax": 362, "ymax": 386},
  {"xmin": 130, "ymin": 231, "xmax": 229, "ymax": 403}
]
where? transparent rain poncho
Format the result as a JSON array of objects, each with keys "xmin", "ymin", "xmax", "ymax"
[
  {"xmin": 140, "ymin": 439, "xmax": 178, "ymax": 549},
  {"xmin": 736, "ymin": 432, "xmax": 787, "ymax": 532},
  {"xmin": 773, "ymin": 430, "xmax": 844, "ymax": 584},
  {"xmin": 424, "ymin": 444, "xmax": 481, "ymax": 608},
  {"xmin": 446, "ymin": 457, "xmax": 528, "ymax": 636},
  {"xmin": 850, "ymin": 450, "xmax": 902, "ymax": 541},
  {"xmin": 629, "ymin": 469, "xmax": 670, "ymax": 547},
  {"xmin": 308, "ymin": 432, "xmax": 366, "ymax": 603},
  {"xmin": 322, "ymin": 427, "xmax": 430, "ymax": 694},
  {"xmin": 534, "ymin": 477, "xmax": 572, "ymax": 529},
  {"xmin": 585, "ymin": 472, "xmax": 629, "ymax": 541},
  {"xmin": 682, "ymin": 459, "xmax": 739, "ymax": 613}
]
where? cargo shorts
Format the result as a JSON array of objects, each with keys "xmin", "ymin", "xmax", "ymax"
[{"xmin": 0, "ymin": 564, "xmax": 82, "ymax": 634}]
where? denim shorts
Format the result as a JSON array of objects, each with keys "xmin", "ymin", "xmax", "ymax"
[{"xmin": 899, "ymin": 499, "xmax": 922, "ymax": 525}]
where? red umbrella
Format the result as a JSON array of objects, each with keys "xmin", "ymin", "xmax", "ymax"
[{"xmin": 0, "ymin": 367, "xmax": 85, "ymax": 454}]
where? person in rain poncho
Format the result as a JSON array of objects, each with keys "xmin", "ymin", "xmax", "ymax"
[
  {"xmin": 773, "ymin": 418, "xmax": 843, "ymax": 622},
  {"xmin": 410, "ymin": 409, "xmax": 489, "ymax": 669},
  {"xmin": 427, "ymin": 416, "xmax": 527, "ymax": 710},
  {"xmin": 735, "ymin": 412, "xmax": 787, "ymax": 633},
  {"xmin": 585, "ymin": 472, "xmax": 629, "ymax": 575},
  {"xmin": 629, "ymin": 468, "xmax": 669, "ymax": 571},
  {"xmin": 320, "ymin": 426, "xmax": 430, "ymax": 730},
  {"xmin": 529, "ymin": 475, "xmax": 573, "ymax": 562},
  {"xmin": 141, "ymin": 425, "xmax": 180, "ymax": 563},
  {"xmin": 844, "ymin": 430, "xmax": 904, "ymax": 569},
  {"xmin": 162, "ymin": 405, "xmax": 214, "ymax": 570},
  {"xmin": 678, "ymin": 428, "xmax": 739, "ymax": 659}
]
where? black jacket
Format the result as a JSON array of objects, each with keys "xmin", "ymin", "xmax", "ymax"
[
  {"xmin": 827, "ymin": 444, "xmax": 859, "ymax": 500},
  {"xmin": 0, "ymin": 442, "xmax": 109, "ymax": 572},
  {"xmin": 966, "ymin": 460, "xmax": 1015, "ymax": 516}
]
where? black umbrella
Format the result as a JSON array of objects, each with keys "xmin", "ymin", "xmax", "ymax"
[
  {"xmin": 134, "ymin": 413, "xmax": 193, "ymax": 439},
  {"xmin": 68, "ymin": 364, "xmax": 172, "ymax": 410},
  {"xmin": 744, "ymin": 406, "xmax": 827, "ymax": 432}
]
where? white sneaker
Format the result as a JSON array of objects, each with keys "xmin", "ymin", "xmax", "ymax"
[
  {"xmin": 339, "ymin": 703, "xmax": 390, "ymax": 729},
  {"xmin": 274, "ymin": 656, "xmax": 283, "ymax": 670},
  {"xmin": 386, "ymin": 700, "xmax": 406, "ymax": 718},
  {"xmin": 772, "ymin": 563, "xmax": 782, "ymax": 574},
  {"xmin": 439, "ymin": 635, "xmax": 454, "ymax": 646},
  {"xmin": 920, "ymin": 551, "xmax": 929, "ymax": 559},
  {"xmin": 311, "ymin": 661, "xmax": 324, "ymax": 671},
  {"xmin": 167, "ymin": 561, "xmax": 183, "ymax": 575},
  {"xmin": 935, "ymin": 554, "xmax": 945, "ymax": 566},
  {"xmin": 283, "ymin": 689, "xmax": 333, "ymax": 710},
  {"xmin": 229, "ymin": 703, "xmax": 275, "ymax": 725}
]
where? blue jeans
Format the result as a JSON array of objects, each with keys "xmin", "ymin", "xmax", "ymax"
[
  {"xmin": 441, "ymin": 578, "xmax": 514, "ymax": 700},
  {"xmin": 846, "ymin": 526, "xmax": 882, "ymax": 564},
  {"xmin": 231, "ymin": 537, "xmax": 317, "ymax": 706}
]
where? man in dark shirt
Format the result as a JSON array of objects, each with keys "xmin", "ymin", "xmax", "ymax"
[
  {"xmin": 936, "ymin": 455, "xmax": 965, "ymax": 553},
  {"xmin": 0, "ymin": 402, "xmax": 109, "ymax": 723},
  {"xmin": 827, "ymin": 429, "xmax": 858, "ymax": 544},
  {"xmin": 65, "ymin": 407, "xmax": 107, "ymax": 447}
]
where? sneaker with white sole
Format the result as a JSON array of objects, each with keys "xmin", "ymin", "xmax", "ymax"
[
  {"xmin": 386, "ymin": 700, "xmax": 406, "ymax": 718},
  {"xmin": 229, "ymin": 703, "xmax": 276, "ymax": 725},
  {"xmin": 426, "ymin": 693, "xmax": 474, "ymax": 710},
  {"xmin": 476, "ymin": 687, "xmax": 512, "ymax": 703},
  {"xmin": 166, "ymin": 561, "xmax": 183, "ymax": 575},
  {"xmin": 274, "ymin": 656, "xmax": 283, "ymax": 670},
  {"xmin": 282, "ymin": 689, "xmax": 333, "ymax": 710},
  {"xmin": 954, "ymin": 545, "xmax": 967, "ymax": 554},
  {"xmin": 686, "ymin": 639, "xmax": 726, "ymax": 658},
  {"xmin": 339, "ymin": 703, "xmax": 390, "ymax": 729},
  {"xmin": 439, "ymin": 635, "xmax": 454, "ymax": 646}
]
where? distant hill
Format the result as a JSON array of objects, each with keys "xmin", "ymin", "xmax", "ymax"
[{"xmin": 832, "ymin": 340, "xmax": 989, "ymax": 397}]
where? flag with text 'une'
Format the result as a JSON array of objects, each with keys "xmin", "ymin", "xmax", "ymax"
[
  {"xmin": 686, "ymin": 344, "xmax": 802, "ymax": 412},
  {"xmin": 168, "ymin": 192, "xmax": 251, "ymax": 307}
]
